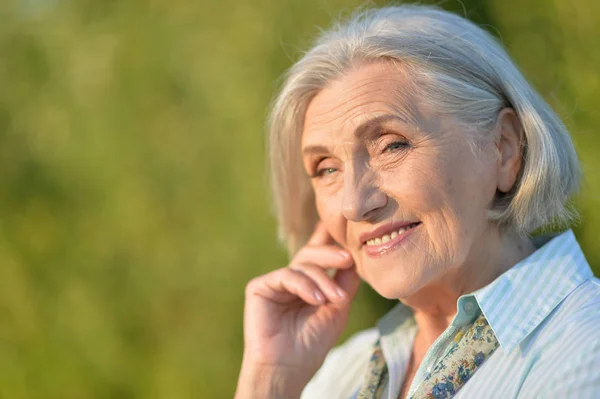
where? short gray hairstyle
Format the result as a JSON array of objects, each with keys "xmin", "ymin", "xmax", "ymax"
[{"xmin": 269, "ymin": 5, "xmax": 580, "ymax": 254}]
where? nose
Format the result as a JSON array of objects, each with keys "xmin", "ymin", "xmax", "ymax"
[{"xmin": 341, "ymin": 162, "xmax": 387, "ymax": 222}]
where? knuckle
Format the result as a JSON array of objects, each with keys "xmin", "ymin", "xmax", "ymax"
[
  {"xmin": 285, "ymin": 267, "xmax": 309, "ymax": 282},
  {"xmin": 245, "ymin": 269, "xmax": 280, "ymax": 293},
  {"xmin": 282, "ymin": 266, "xmax": 298, "ymax": 277},
  {"xmin": 281, "ymin": 267, "xmax": 306, "ymax": 286},
  {"xmin": 245, "ymin": 276, "xmax": 262, "ymax": 295},
  {"xmin": 289, "ymin": 262, "xmax": 315, "ymax": 274}
]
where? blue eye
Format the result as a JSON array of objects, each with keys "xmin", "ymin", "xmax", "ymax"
[
  {"xmin": 313, "ymin": 167, "xmax": 337, "ymax": 178},
  {"xmin": 383, "ymin": 140, "xmax": 410, "ymax": 152}
]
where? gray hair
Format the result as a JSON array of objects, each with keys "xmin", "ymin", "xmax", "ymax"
[{"xmin": 269, "ymin": 5, "xmax": 580, "ymax": 254}]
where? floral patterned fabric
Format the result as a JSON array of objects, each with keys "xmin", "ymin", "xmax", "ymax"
[
  {"xmin": 357, "ymin": 313, "xmax": 499, "ymax": 399},
  {"xmin": 356, "ymin": 339, "xmax": 388, "ymax": 399},
  {"xmin": 411, "ymin": 313, "xmax": 499, "ymax": 399}
]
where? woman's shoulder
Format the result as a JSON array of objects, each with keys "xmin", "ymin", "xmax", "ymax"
[
  {"xmin": 552, "ymin": 275, "xmax": 600, "ymax": 328},
  {"xmin": 515, "ymin": 277, "xmax": 600, "ymax": 396},
  {"xmin": 300, "ymin": 328, "xmax": 379, "ymax": 399},
  {"xmin": 551, "ymin": 275, "xmax": 600, "ymax": 340},
  {"xmin": 517, "ymin": 275, "xmax": 600, "ymax": 367}
]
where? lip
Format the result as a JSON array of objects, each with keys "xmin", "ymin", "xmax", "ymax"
[
  {"xmin": 359, "ymin": 221, "xmax": 421, "ymax": 244},
  {"xmin": 360, "ymin": 221, "xmax": 421, "ymax": 256}
]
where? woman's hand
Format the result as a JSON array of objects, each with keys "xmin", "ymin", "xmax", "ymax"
[{"xmin": 235, "ymin": 222, "xmax": 361, "ymax": 399}]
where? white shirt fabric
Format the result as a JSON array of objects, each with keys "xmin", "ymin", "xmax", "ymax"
[{"xmin": 301, "ymin": 230, "xmax": 600, "ymax": 398}]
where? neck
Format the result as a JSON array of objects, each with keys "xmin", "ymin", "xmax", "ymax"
[{"xmin": 402, "ymin": 227, "xmax": 536, "ymax": 345}]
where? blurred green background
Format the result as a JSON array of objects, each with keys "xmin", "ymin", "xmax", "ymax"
[{"xmin": 0, "ymin": 0, "xmax": 598, "ymax": 397}]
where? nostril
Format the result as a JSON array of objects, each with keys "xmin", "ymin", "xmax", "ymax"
[{"xmin": 341, "ymin": 188, "xmax": 388, "ymax": 222}]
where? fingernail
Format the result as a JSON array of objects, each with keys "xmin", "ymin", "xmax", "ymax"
[
  {"xmin": 336, "ymin": 287, "xmax": 347, "ymax": 299},
  {"xmin": 314, "ymin": 291, "xmax": 325, "ymax": 303},
  {"xmin": 338, "ymin": 251, "xmax": 351, "ymax": 260}
]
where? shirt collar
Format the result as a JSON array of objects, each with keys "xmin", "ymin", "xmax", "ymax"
[
  {"xmin": 377, "ymin": 301, "xmax": 415, "ymax": 337},
  {"xmin": 376, "ymin": 229, "xmax": 593, "ymax": 355},
  {"xmin": 470, "ymin": 229, "xmax": 593, "ymax": 354}
]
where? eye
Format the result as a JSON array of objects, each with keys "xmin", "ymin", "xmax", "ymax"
[
  {"xmin": 383, "ymin": 140, "xmax": 410, "ymax": 153},
  {"xmin": 312, "ymin": 167, "xmax": 338, "ymax": 178}
]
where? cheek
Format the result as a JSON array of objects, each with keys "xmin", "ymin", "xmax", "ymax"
[
  {"xmin": 381, "ymin": 164, "xmax": 466, "ymax": 250},
  {"xmin": 314, "ymin": 192, "xmax": 347, "ymax": 247},
  {"xmin": 380, "ymin": 166, "xmax": 448, "ymax": 213}
]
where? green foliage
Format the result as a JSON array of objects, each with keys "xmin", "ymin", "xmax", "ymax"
[{"xmin": 0, "ymin": 0, "xmax": 597, "ymax": 397}]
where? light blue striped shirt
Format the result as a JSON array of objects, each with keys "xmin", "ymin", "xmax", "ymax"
[{"xmin": 301, "ymin": 230, "xmax": 600, "ymax": 398}]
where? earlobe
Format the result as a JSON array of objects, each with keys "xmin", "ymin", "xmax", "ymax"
[{"xmin": 495, "ymin": 108, "xmax": 524, "ymax": 193}]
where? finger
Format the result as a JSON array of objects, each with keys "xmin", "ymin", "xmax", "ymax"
[
  {"xmin": 291, "ymin": 263, "xmax": 348, "ymax": 305},
  {"xmin": 294, "ymin": 245, "xmax": 353, "ymax": 269},
  {"xmin": 334, "ymin": 267, "xmax": 361, "ymax": 301},
  {"xmin": 250, "ymin": 268, "xmax": 326, "ymax": 306},
  {"xmin": 307, "ymin": 221, "xmax": 335, "ymax": 246}
]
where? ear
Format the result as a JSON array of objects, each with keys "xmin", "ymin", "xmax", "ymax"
[{"xmin": 495, "ymin": 108, "xmax": 524, "ymax": 193}]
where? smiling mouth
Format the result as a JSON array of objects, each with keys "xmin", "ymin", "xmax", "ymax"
[
  {"xmin": 362, "ymin": 222, "xmax": 421, "ymax": 256},
  {"xmin": 363, "ymin": 222, "xmax": 421, "ymax": 246}
]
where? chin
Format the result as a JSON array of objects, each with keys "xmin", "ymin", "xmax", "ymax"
[
  {"xmin": 357, "ymin": 247, "xmax": 438, "ymax": 299},
  {"xmin": 370, "ymin": 283, "xmax": 419, "ymax": 300},
  {"xmin": 359, "ymin": 259, "xmax": 432, "ymax": 300},
  {"xmin": 372, "ymin": 286, "xmax": 404, "ymax": 300},
  {"xmin": 362, "ymin": 269, "xmax": 422, "ymax": 300}
]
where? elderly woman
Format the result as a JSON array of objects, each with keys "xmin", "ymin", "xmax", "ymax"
[{"xmin": 235, "ymin": 5, "xmax": 600, "ymax": 399}]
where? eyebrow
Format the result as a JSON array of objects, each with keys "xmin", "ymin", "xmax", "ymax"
[{"xmin": 301, "ymin": 114, "xmax": 410, "ymax": 156}]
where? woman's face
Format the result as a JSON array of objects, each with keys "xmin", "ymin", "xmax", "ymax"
[{"xmin": 301, "ymin": 62, "xmax": 500, "ymax": 299}]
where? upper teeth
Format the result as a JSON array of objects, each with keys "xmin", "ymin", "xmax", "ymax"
[{"xmin": 365, "ymin": 223, "xmax": 418, "ymax": 247}]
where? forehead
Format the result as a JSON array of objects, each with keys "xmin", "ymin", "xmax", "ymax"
[{"xmin": 302, "ymin": 62, "xmax": 422, "ymax": 144}]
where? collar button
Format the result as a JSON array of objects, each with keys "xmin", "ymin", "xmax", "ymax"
[{"xmin": 463, "ymin": 301, "xmax": 475, "ymax": 315}]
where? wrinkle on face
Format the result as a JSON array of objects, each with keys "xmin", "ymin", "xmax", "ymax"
[
  {"xmin": 303, "ymin": 65, "xmax": 424, "ymax": 142},
  {"xmin": 301, "ymin": 61, "xmax": 501, "ymax": 300}
]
